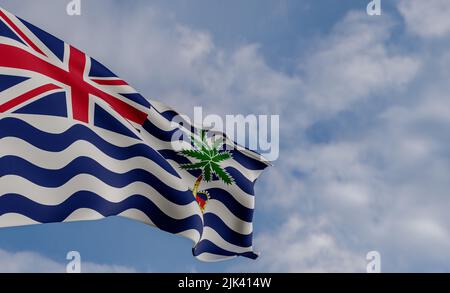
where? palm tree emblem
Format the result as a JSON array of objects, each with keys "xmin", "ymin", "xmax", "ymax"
[{"xmin": 179, "ymin": 130, "xmax": 234, "ymax": 212}]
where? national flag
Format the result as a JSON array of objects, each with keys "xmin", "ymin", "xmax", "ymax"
[{"xmin": 0, "ymin": 7, "xmax": 270, "ymax": 261}]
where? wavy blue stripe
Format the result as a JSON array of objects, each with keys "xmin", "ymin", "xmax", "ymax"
[
  {"xmin": 143, "ymin": 118, "xmax": 268, "ymax": 171},
  {"xmin": 142, "ymin": 118, "xmax": 178, "ymax": 142},
  {"xmin": 193, "ymin": 240, "xmax": 258, "ymax": 260},
  {"xmin": 225, "ymin": 167, "xmax": 255, "ymax": 195},
  {"xmin": 0, "ymin": 156, "xmax": 253, "ymax": 249},
  {"xmin": 158, "ymin": 149, "xmax": 255, "ymax": 195},
  {"xmin": 0, "ymin": 156, "xmax": 195, "ymax": 206},
  {"xmin": 0, "ymin": 117, "xmax": 257, "ymax": 258},
  {"xmin": 204, "ymin": 213, "xmax": 253, "ymax": 247},
  {"xmin": 0, "ymin": 117, "xmax": 180, "ymax": 178},
  {"xmin": 229, "ymin": 149, "xmax": 269, "ymax": 171},
  {"xmin": 0, "ymin": 192, "xmax": 203, "ymax": 235},
  {"xmin": 206, "ymin": 188, "xmax": 253, "ymax": 222},
  {"xmin": 158, "ymin": 109, "xmax": 179, "ymax": 121},
  {"xmin": 0, "ymin": 155, "xmax": 254, "ymax": 236}
]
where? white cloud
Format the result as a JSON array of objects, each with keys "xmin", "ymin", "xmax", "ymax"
[
  {"xmin": 0, "ymin": 0, "xmax": 303, "ymax": 117},
  {"xmin": 1, "ymin": 0, "xmax": 450, "ymax": 272},
  {"xmin": 235, "ymin": 215, "xmax": 364, "ymax": 273},
  {"xmin": 301, "ymin": 12, "xmax": 420, "ymax": 118},
  {"xmin": 0, "ymin": 249, "xmax": 138, "ymax": 273},
  {"xmin": 251, "ymin": 9, "xmax": 450, "ymax": 272},
  {"xmin": 398, "ymin": 0, "xmax": 450, "ymax": 38}
]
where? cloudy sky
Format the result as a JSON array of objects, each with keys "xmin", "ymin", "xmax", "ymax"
[{"xmin": 1, "ymin": 0, "xmax": 450, "ymax": 272}]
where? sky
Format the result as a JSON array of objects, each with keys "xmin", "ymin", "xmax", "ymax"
[{"xmin": 1, "ymin": 0, "xmax": 450, "ymax": 272}]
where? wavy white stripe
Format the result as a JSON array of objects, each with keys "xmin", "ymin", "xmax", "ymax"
[
  {"xmin": 205, "ymin": 200, "xmax": 252, "ymax": 235},
  {"xmin": 0, "ymin": 175, "xmax": 201, "ymax": 220},
  {"xmin": 62, "ymin": 208, "xmax": 105, "ymax": 222},
  {"xmin": 177, "ymin": 229, "xmax": 202, "ymax": 245},
  {"xmin": 195, "ymin": 252, "xmax": 237, "ymax": 262},
  {"xmin": 0, "ymin": 175, "xmax": 249, "ymax": 236},
  {"xmin": 118, "ymin": 209, "xmax": 156, "ymax": 227},
  {"xmin": 0, "ymin": 213, "xmax": 39, "ymax": 228},
  {"xmin": 1, "ymin": 114, "xmax": 142, "ymax": 147},
  {"xmin": 0, "ymin": 209, "xmax": 200, "ymax": 244},
  {"xmin": 201, "ymin": 227, "xmax": 253, "ymax": 254},
  {"xmin": 149, "ymin": 100, "xmax": 174, "ymax": 114},
  {"xmin": 0, "ymin": 209, "xmax": 107, "ymax": 228},
  {"xmin": 0, "ymin": 137, "xmax": 189, "ymax": 191}
]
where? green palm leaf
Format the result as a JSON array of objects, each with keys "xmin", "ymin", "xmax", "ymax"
[
  {"xmin": 209, "ymin": 138, "xmax": 224, "ymax": 157},
  {"xmin": 203, "ymin": 163, "xmax": 212, "ymax": 182},
  {"xmin": 211, "ymin": 137, "xmax": 224, "ymax": 150},
  {"xmin": 190, "ymin": 131, "xmax": 212, "ymax": 157},
  {"xmin": 190, "ymin": 134, "xmax": 205, "ymax": 150},
  {"xmin": 181, "ymin": 149, "xmax": 209, "ymax": 161},
  {"xmin": 179, "ymin": 129, "xmax": 235, "ymax": 186},
  {"xmin": 212, "ymin": 151, "xmax": 232, "ymax": 163},
  {"xmin": 200, "ymin": 129, "xmax": 207, "ymax": 143},
  {"xmin": 210, "ymin": 162, "xmax": 234, "ymax": 185},
  {"xmin": 179, "ymin": 161, "xmax": 209, "ymax": 170}
]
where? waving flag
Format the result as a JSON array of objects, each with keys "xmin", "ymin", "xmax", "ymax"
[{"xmin": 0, "ymin": 7, "xmax": 269, "ymax": 261}]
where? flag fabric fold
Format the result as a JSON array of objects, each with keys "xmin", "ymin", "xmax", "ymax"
[{"xmin": 0, "ymin": 7, "xmax": 270, "ymax": 261}]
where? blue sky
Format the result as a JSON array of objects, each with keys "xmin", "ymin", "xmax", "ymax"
[{"xmin": 1, "ymin": 0, "xmax": 450, "ymax": 272}]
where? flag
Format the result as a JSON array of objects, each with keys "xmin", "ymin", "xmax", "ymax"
[{"xmin": 0, "ymin": 7, "xmax": 270, "ymax": 261}]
